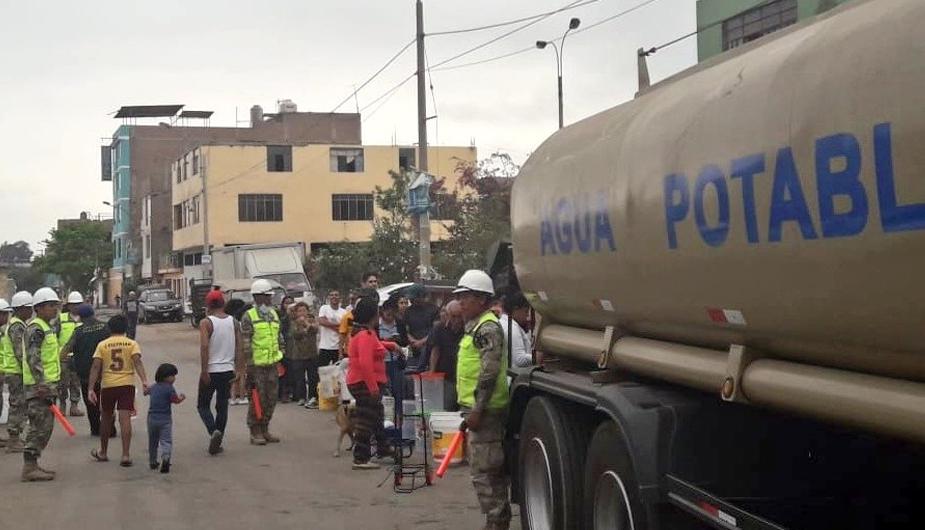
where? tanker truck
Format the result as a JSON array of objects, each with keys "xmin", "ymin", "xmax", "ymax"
[{"xmin": 506, "ymin": 1, "xmax": 925, "ymax": 528}]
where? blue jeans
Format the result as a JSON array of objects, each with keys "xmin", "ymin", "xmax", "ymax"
[
  {"xmin": 147, "ymin": 415, "xmax": 173, "ymax": 464},
  {"xmin": 197, "ymin": 371, "xmax": 234, "ymax": 435}
]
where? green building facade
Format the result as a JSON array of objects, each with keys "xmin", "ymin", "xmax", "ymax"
[{"xmin": 696, "ymin": 0, "xmax": 852, "ymax": 62}]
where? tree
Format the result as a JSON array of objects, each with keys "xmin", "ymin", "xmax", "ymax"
[
  {"xmin": 36, "ymin": 222, "xmax": 112, "ymax": 292},
  {"xmin": 310, "ymin": 153, "xmax": 517, "ymax": 290},
  {"xmin": 0, "ymin": 241, "xmax": 33, "ymax": 264},
  {"xmin": 433, "ymin": 152, "xmax": 517, "ymax": 280}
]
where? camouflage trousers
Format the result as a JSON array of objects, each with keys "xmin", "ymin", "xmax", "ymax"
[
  {"xmin": 3, "ymin": 373, "xmax": 26, "ymax": 436},
  {"xmin": 246, "ymin": 364, "xmax": 278, "ymax": 428},
  {"xmin": 465, "ymin": 409, "xmax": 512, "ymax": 527},
  {"xmin": 57, "ymin": 359, "xmax": 81, "ymax": 405},
  {"xmin": 24, "ymin": 396, "xmax": 54, "ymax": 459}
]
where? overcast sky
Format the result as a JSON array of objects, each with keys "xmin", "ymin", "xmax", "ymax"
[{"xmin": 0, "ymin": 0, "xmax": 696, "ymax": 251}]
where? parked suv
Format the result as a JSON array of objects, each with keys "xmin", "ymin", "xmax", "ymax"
[{"xmin": 138, "ymin": 289, "xmax": 184, "ymax": 323}]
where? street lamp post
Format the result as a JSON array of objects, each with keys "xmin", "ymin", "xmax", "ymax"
[{"xmin": 537, "ymin": 17, "xmax": 581, "ymax": 130}]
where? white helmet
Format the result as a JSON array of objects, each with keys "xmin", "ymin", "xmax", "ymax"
[
  {"xmin": 0, "ymin": 299, "xmax": 11, "ymax": 312},
  {"xmin": 250, "ymin": 278, "xmax": 274, "ymax": 295},
  {"xmin": 66, "ymin": 291, "xmax": 84, "ymax": 304},
  {"xmin": 32, "ymin": 287, "xmax": 61, "ymax": 306},
  {"xmin": 453, "ymin": 270, "xmax": 494, "ymax": 296},
  {"xmin": 11, "ymin": 291, "xmax": 33, "ymax": 308}
]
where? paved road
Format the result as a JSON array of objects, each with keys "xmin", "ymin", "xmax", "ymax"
[{"xmin": 0, "ymin": 321, "xmax": 517, "ymax": 530}]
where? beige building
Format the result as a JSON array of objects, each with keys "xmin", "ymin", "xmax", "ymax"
[{"xmin": 171, "ymin": 143, "xmax": 477, "ymax": 293}]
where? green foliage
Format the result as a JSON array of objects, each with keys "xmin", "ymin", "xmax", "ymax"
[
  {"xmin": 0, "ymin": 240, "xmax": 33, "ymax": 263},
  {"xmin": 433, "ymin": 153, "xmax": 516, "ymax": 280},
  {"xmin": 311, "ymin": 155, "xmax": 516, "ymax": 290},
  {"xmin": 35, "ymin": 222, "xmax": 112, "ymax": 291},
  {"xmin": 7, "ymin": 266, "xmax": 44, "ymax": 293}
]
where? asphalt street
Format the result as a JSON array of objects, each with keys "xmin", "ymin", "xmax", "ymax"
[{"xmin": 0, "ymin": 321, "xmax": 516, "ymax": 530}]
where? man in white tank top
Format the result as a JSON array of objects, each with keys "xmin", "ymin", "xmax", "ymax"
[{"xmin": 197, "ymin": 289, "xmax": 243, "ymax": 455}]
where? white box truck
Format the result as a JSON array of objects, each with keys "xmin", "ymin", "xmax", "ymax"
[{"xmin": 211, "ymin": 242, "xmax": 316, "ymax": 307}]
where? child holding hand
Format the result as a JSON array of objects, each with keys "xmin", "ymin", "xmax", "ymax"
[{"xmin": 147, "ymin": 363, "xmax": 186, "ymax": 473}]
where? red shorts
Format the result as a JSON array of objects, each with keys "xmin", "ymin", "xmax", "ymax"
[{"xmin": 100, "ymin": 385, "xmax": 135, "ymax": 414}]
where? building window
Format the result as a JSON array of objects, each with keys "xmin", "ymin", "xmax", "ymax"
[
  {"xmin": 173, "ymin": 204, "xmax": 183, "ymax": 230},
  {"xmin": 431, "ymin": 193, "xmax": 458, "ymax": 221},
  {"xmin": 332, "ymin": 193, "xmax": 374, "ymax": 221},
  {"xmin": 191, "ymin": 195, "xmax": 201, "ymax": 225},
  {"xmin": 267, "ymin": 145, "xmax": 292, "ymax": 172},
  {"xmin": 192, "ymin": 149, "xmax": 200, "ymax": 175},
  {"xmin": 184, "ymin": 252, "xmax": 203, "ymax": 266},
  {"xmin": 723, "ymin": 0, "xmax": 797, "ymax": 51},
  {"xmin": 238, "ymin": 194, "xmax": 283, "ymax": 222},
  {"xmin": 399, "ymin": 147, "xmax": 416, "ymax": 170},
  {"xmin": 330, "ymin": 148, "xmax": 365, "ymax": 173}
]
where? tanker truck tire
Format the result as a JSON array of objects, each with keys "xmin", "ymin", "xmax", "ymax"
[
  {"xmin": 517, "ymin": 396, "xmax": 586, "ymax": 530},
  {"xmin": 583, "ymin": 421, "xmax": 645, "ymax": 530}
]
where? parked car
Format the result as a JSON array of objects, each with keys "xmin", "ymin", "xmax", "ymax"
[{"xmin": 138, "ymin": 289, "xmax": 184, "ymax": 323}]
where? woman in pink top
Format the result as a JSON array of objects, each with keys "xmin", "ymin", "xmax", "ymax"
[{"xmin": 346, "ymin": 297, "xmax": 398, "ymax": 469}]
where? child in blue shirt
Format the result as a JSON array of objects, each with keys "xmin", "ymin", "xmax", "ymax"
[{"xmin": 147, "ymin": 363, "xmax": 186, "ymax": 473}]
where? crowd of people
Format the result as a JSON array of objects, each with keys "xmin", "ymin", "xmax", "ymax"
[{"xmin": 0, "ymin": 269, "xmax": 529, "ymax": 529}]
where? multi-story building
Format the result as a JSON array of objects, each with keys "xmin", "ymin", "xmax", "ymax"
[
  {"xmin": 102, "ymin": 103, "xmax": 360, "ymax": 303},
  {"xmin": 696, "ymin": 0, "xmax": 850, "ymax": 62},
  {"xmin": 170, "ymin": 143, "xmax": 477, "ymax": 297}
]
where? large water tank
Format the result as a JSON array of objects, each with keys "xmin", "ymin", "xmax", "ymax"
[
  {"xmin": 512, "ymin": 0, "xmax": 925, "ymax": 381},
  {"xmin": 278, "ymin": 99, "xmax": 298, "ymax": 114}
]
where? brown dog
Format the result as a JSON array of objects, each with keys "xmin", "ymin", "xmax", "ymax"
[{"xmin": 333, "ymin": 401, "xmax": 356, "ymax": 457}]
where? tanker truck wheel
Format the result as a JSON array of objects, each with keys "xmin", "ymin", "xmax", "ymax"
[
  {"xmin": 583, "ymin": 421, "xmax": 645, "ymax": 530},
  {"xmin": 517, "ymin": 396, "xmax": 586, "ymax": 530}
]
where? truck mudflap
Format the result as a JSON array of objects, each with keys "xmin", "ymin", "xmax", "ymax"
[{"xmin": 666, "ymin": 475, "xmax": 787, "ymax": 530}]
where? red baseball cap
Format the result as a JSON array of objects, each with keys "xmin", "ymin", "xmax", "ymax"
[{"xmin": 205, "ymin": 289, "xmax": 225, "ymax": 307}]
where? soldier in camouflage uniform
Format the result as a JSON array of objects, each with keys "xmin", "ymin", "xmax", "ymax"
[
  {"xmin": 241, "ymin": 279, "xmax": 286, "ymax": 445},
  {"xmin": 21, "ymin": 287, "xmax": 63, "ymax": 481},
  {"xmin": 55, "ymin": 294, "xmax": 84, "ymax": 417},
  {"xmin": 3, "ymin": 292, "xmax": 33, "ymax": 454},
  {"xmin": 454, "ymin": 270, "xmax": 512, "ymax": 530}
]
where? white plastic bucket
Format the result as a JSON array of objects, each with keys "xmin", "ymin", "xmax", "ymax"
[
  {"xmin": 382, "ymin": 396, "xmax": 395, "ymax": 424},
  {"xmin": 430, "ymin": 411, "xmax": 465, "ymax": 466}
]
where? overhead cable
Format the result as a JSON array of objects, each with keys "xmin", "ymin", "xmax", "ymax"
[
  {"xmin": 428, "ymin": 0, "xmax": 599, "ymax": 36},
  {"xmin": 330, "ymin": 38, "xmax": 416, "ymax": 113}
]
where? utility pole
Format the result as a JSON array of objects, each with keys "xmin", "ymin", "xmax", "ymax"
[
  {"xmin": 201, "ymin": 152, "xmax": 211, "ymax": 280},
  {"xmin": 415, "ymin": 0, "xmax": 432, "ymax": 280}
]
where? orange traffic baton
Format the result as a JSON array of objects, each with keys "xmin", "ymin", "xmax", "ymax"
[
  {"xmin": 251, "ymin": 387, "xmax": 263, "ymax": 420},
  {"xmin": 436, "ymin": 427, "xmax": 466, "ymax": 478},
  {"xmin": 50, "ymin": 404, "xmax": 76, "ymax": 436}
]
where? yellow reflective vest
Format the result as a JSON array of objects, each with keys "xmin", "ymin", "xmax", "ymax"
[
  {"xmin": 23, "ymin": 318, "xmax": 60, "ymax": 386},
  {"xmin": 0, "ymin": 317, "xmax": 24, "ymax": 374},
  {"xmin": 58, "ymin": 311, "xmax": 80, "ymax": 355},
  {"xmin": 456, "ymin": 311, "xmax": 509, "ymax": 410},
  {"xmin": 247, "ymin": 307, "xmax": 282, "ymax": 366}
]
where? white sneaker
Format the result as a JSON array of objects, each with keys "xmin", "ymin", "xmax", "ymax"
[
  {"xmin": 297, "ymin": 399, "xmax": 306, "ymax": 406},
  {"xmin": 305, "ymin": 398, "xmax": 318, "ymax": 409}
]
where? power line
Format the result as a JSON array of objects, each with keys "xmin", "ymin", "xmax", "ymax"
[
  {"xmin": 428, "ymin": 0, "xmax": 599, "ymax": 37},
  {"xmin": 359, "ymin": 72, "xmax": 416, "ymax": 114},
  {"xmin": 424, "ymin": 43, "xmax": 439, "ymax": 147},
  {"xmin": 330, "ymin": 38, "xmax": 416, "ymax": 113},
  {"xmin": 429, "ymin": 0, "xmax": 585, "ymax": 70},
  {"xmin": 433, "ymin": 0, "xmax": 662, "ymax": 73},
  {"xmin": 642, "ymin": 0, "xmax": 781, "ymax": 55}
]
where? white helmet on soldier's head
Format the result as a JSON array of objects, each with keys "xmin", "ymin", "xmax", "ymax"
[
  {"xmin": 0, "ymin": 299, "xmax": 10, "ymax": 312},
  {"xmin": 453, "ymin": 270, "xmax": 494, "ymax": 296},
  {"xmin": 11, "ymin": 291, "xmax": 33, "ymax": 308},
  {"xmin": 250, "ymin": 278, "xmax": 274, "ymax": 295},
  {"xmin": 66, "ymin": 291, "xmax": 84, "ymax": 304},
  {"xmin": 32, "ymin": 287, "xmax": 61, "ymax": 306}
]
